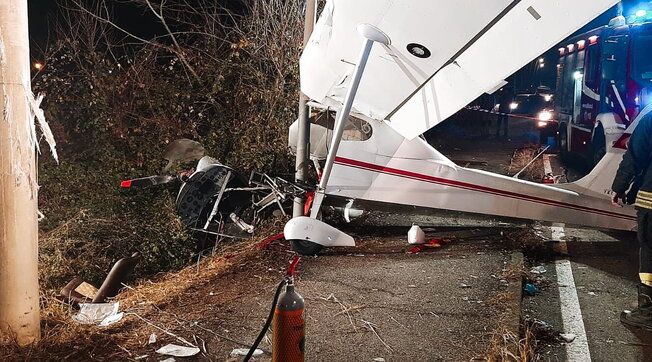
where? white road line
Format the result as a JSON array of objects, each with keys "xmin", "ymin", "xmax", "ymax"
[{"xmin": 556, "ymin": 233, "xmax": 592, "ymax": 362}]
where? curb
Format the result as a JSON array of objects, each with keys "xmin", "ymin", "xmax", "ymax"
[{"xmin": 506, "ymin": 250, "xmax": 525, "ymax": 336}]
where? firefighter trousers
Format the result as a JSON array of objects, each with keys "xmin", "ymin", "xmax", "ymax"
[{"xmin": 637, "ymin": 209, "xmax": 652, "ymax": 286}]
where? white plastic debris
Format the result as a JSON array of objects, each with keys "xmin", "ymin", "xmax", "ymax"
[
  {"xmin": 99, "ymin": 312, "xmax": 124, "ymax": 326},
  {"xmin": 559, "ymin": 333, "xmax": 576, "ymax": 343},
  {"xmin": 156, "ymin": 344, "xmax": 200, "ymax": 357},
  {"xmin": 588, "ymin": 291, "xmax": 597, "ymax": 296},
  {"xmin": 373, "ymin": 358, "xmax": 386, "ymax": 362},
  {"xmin": 148, "ymin": 333, "xmax": 157, "ymax": 344},
  {"xmin": 407, "ymin": 224, "xmax": 425, "ymax": 244},
  {"xmin": 73, "ymin": 302, "xmax": 121, "ymax": 326},
  {"xmin": 230, "ymin": 348, "xmax": 262, "ymax": 357},
  {"xmin": 460, "ymin": 283, "xmax": 471, "ymax": 288},
  {"xmin": 530, "ymin": 265, "xmax": 547, "ymax": 274},
  {"xmin": 159, "ymin": 358, "xmax": 176, "ymax": 362}
]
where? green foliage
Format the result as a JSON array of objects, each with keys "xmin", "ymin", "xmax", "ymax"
[{"xmin": 34, "ymin": 0, "xmax": 303, "ymax": 289}]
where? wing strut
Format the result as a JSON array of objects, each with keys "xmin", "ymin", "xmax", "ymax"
[
  {"xmin": 310, "ymin": 24, "xmax": 391, "ymax": 218},
  {"xmin": 284, "ymin": 24, "xmax": 390, "ymax": 250}
]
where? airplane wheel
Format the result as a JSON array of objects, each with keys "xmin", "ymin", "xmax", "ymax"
[{"xmin": 290, "ymin": 239, "xmax": 324, "ymax": 256}]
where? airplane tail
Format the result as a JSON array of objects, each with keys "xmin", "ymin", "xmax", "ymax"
[{"xmin": 561, "ymin": 146, "xmax": 626, "ymax": 198}]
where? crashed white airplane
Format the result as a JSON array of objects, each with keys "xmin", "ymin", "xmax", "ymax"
[{"xmin": 284, "ymin": 0, "xmax": 637, "ymax": 254}]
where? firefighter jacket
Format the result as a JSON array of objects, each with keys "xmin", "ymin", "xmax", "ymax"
[{"xmin": 612, "ymin": 111, "xmax": 652, "ymax": 210}]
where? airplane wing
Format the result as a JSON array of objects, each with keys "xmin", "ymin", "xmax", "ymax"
[{"xmin": 300, "ymin": 0, "xmax": 619, "ymax": 140}]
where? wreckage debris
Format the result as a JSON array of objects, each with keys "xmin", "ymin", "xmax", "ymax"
[
  {"xmin": 59, "ymin": 253, "xmax": 141, "ymax": 306},
  {"xmin": 93, "ymin": 252, "xmax": 141, "ymax": 303},
  {"xmin": 72, "ymin": 302, "xmax": 123, "ymax": 326},
  {"xmin": 156, "ymin": 344, "xmax": 201, "ymax": 357},
  {"xmin": 59, "ymin": 276, "xmax": 94, "ymax": 304},
  {"xmin": 408, "ymin": 238, "xmax": 453, "ymax": 254},
  {"xmin": 407, "ymin": 224, "xmax": 425, "ymax": 244},
  {"xmin": 257, "ymin": 232, "xmax": 285, "ymax": 248}
]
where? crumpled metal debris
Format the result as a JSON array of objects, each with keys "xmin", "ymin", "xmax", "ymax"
[{"xmin": 72, "ymin": 302, "xmax": 123, "ymax": 326}]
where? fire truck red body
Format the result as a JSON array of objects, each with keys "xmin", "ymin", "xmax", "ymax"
[{"xmin": 556, "ymin": 15, "xmax": 652, "ymax": 166}]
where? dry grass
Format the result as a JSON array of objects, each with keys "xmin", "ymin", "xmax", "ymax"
[
  {"xmin": 484, "ymin": 323, "xmax": 537, "ymax": 362},
  {"xmin": 502, "ymin": 228, "xmax": 555, "ymax": 262},
  {"xmin": 508, "ymin": 145, "xmax": 546, "ymax": 182},
  {"xmin": 0, "ymin": 218, "xmax": 288, "ymax": 361}
]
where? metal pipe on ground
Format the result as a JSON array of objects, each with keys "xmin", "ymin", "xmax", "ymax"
[{"xmin": 92, "ymin": 253, "xmax": 141, "ymax": 303}]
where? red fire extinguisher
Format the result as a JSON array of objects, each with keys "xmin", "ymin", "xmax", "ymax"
[
  {"xmin": 272, "ymin": 277, "xmax": 305, "ymax": 361},
  {"xmin": 244, "ymin": 257, "xmax": 305, "ymax": 362}
]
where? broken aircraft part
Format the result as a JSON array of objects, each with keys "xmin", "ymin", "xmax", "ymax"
[
  {"xmin": 92, "ymin": 252, "xmax": 140, "ymax": 303},
  {"xmin": 123, "ymin": 142, "xmax": 310, "ymax": 242}
]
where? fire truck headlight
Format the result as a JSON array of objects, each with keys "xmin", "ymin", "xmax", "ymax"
[
  {"xmin": 544, "ymin": 94, "xmax": 553, "ymax": 102},
  {"xmin": 538, "ymin": 111, "xmax": 553, "ymax": 122},
  {"xmin": 509, "ymin": 102, "xmax": 518, "ymax": 110}
]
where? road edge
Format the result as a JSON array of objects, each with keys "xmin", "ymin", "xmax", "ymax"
[{"xmin": 507, "ymin": 250, "xmax": 525, "ymax": 336}]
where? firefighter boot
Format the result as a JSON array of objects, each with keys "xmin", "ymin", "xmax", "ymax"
[{"xmin": 620, "ymin": 283, "xmax": 652, "ymax": 331}]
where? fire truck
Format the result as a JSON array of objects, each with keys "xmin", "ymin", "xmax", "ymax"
[{"xmin": 555, "ymin": 11, "xmax": 652, "ymax": 167}]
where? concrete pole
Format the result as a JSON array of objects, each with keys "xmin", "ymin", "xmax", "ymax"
[
  {"xmin": 0, "ymin": 0, "xmax": 41, "ymax": 345},
  {"xmin": 293, "ymin": 0, "xmax": 317, "ymax": 217}
]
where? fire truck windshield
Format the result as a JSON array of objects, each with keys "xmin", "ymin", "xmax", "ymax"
[{"xmin": 632, "ymin": 33, "xmax": 652, "ymax": 85}]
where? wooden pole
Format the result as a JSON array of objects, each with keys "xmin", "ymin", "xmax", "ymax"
[
  {"xmin": 293, "ymin": 0, "xmax": 317, "ymax": 217},
  {"xmin": 0, "ymin": 0, "xmax": 41, "ymax": 345}
]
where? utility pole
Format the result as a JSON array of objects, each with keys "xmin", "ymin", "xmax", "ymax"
[
  {"xmin": 0, "ymin": 0, "xmax": 41, "ymax": 345},
  {"xmin": 293, "ymin": 0, "xmax": 317, "ymax": 217}
]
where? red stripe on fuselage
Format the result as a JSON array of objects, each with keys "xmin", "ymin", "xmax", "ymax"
[{"xmin": 334, "ymin": 156, "xmax": 635, "ymax": 221}]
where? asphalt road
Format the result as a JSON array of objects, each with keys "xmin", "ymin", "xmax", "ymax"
[
  {"xmin": 298, "ymin": 229, "xmax": 521, "ymax": 361},
  {"xmin": 200, "ymin": 229, "xmax": 524, "ymax": 362},
  {"xmin": 524, "ymin": 225, "xmax": 652, "ymax": 362}
]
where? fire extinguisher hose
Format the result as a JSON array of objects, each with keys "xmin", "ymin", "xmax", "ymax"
[{"xmin": 243, "ymin": 279, "xmax": 287, "ymax": 361}]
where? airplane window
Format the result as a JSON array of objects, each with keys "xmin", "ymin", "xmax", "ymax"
[{"xmin": 311, "ymin": 110, "xmax": 372, "ymax": 141}]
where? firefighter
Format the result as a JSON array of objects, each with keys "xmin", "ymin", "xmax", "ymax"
[
  {"xmin": 495, "ymin": 87, "xmax": 512, "ymax": 140},
  {"xmin": 611, "ymin": 111, "xmax": 652, "ymax": 331}
]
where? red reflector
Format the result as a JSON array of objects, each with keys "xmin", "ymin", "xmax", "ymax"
[
  {"xmin": 120, "ymin": 180, "xmax": 132, "ymax": 188},
  {"xmin": 613, "ymin": 133, "xmax": 631, "ymax": 149}
]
